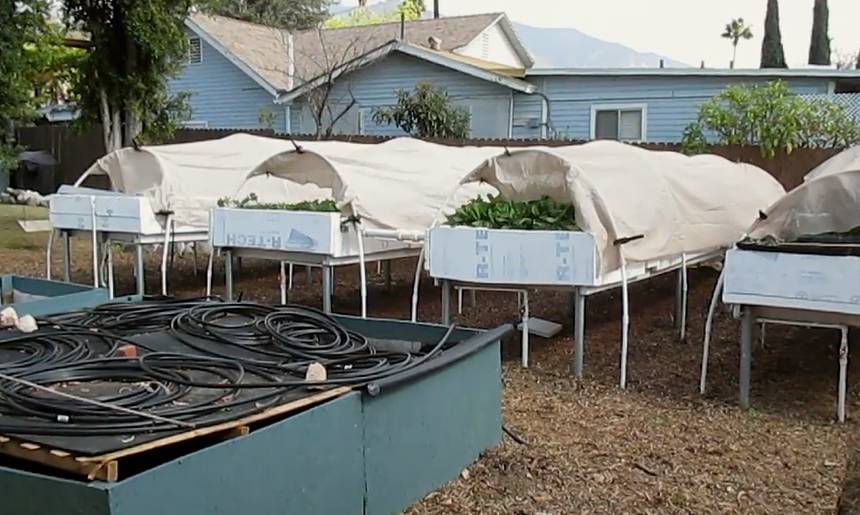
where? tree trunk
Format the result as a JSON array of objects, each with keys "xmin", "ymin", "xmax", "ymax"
[
  {"xmin": 123, "ymin": 34, "xmax": 142, "ymax": 146},
  {"xmin": 808, "ymin": 0, "xmax": 831, "ymax": 65},
  {"xmin": 761, "ymin": 0, "xmax": 787, "ymax": 68},
  {"xmin": 100, "ymin": 87, "xmax": 122, "ymax": 154}
]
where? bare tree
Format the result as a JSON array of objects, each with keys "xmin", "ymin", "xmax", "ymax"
[
  {"xmin": 834, "ymin": 48, "xmax": 860, "ymax": 70},
  {"xmin": 286, "ymin": 28, "xmax": 381, "ymax": 138}
]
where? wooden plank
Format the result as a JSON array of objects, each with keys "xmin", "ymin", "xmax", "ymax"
[
  {"xmin": 75, "ymin": 386, "xmax": 351, "ymax": 464},
  {"xmin": 0, "ymin": 435, "xmax": 105, "ymax": 480}
]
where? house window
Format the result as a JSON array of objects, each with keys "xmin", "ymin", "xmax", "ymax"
[
  {"xmin": 182, "ymin": 120, "xmax": 208, "ymax": 129},
  {"xmin": 591, "ymin": 104, "xmax": 646, "ymax": 141},
  {"xmin": 357, "ymin": 107, "xmax": 372, "ymax": 135},
  {"xmin": 188, "ymin": 37, "xmax": 202, "ymax": 64}
]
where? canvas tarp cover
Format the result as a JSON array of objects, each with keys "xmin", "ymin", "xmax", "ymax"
[
  {"xmin": 460, "ymin": 141, "xmax": 786, "ymax": 273},
  {"xmin": 748, "ymin": 169, "xmax": 860, "ymax": 241},
  {"xmin": 79, "ymin": 134, "xmax": 326, "ymax": 229},
  {"xmin": 245, "ymin": 138, "xmax": 499, "ymax": 231},
  {"xmin": 805, "ymin": 145, "xmax": 860, "ymax": 182}
]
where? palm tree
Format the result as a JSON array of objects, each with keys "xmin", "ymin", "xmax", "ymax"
[{"xmin": 722, "ymin": 18, "xmax": 753, "ymax": 69}]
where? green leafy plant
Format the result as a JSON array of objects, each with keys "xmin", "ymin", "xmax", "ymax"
[
  {"xmin": 681, "ymin": 81, "xmax": 860, "ymax": 158},
  {"xmin": 218, "ymin": 193, "xmax": 338, "ymax": 212},
  {"xmin": 446, "ymin": 195, "xmax": 579, "ymax": 231},
  {"xmin": 372, "ymin": 82, "xmax": 470, "ymax": 139}
]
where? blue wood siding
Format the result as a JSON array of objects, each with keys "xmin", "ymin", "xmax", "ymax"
[
  {"xmin": 514, "ymin": 75, "xmax": 832, "ymax": 142},
  {"xmin": 291, "ymin": 53, "xmax": 512, "ymax": 138},
  {"xmin": 169, "ymin": 29, "xmax": 284, "ymax": 131}
]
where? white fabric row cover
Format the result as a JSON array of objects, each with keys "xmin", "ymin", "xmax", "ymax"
[
  {"xmin": 245, "ymin": 137, "xmax": 499, "ymax": 231},
  {"xmin": 459, "ymin": 141, "xmax": 786, "ymax": 273},
  {"xmin": 79, "ymin": 134, "xmax": 327, "ymax": 229},
  {"xmin": 751, "ymin": 146, "xmax": 860, "ymax": 241},
  {"xmin": 805, "ymin": 145, "xmax": 860, "ymax": 182}
]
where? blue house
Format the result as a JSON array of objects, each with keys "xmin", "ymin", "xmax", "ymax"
[{"xmin": 172, "ymin": 12, "xmax": 860, "ymax": 142}]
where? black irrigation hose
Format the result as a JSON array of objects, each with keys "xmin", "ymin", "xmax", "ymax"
[{"xmin": 0, "ymin": 298, "xmax": 460, "ymax": 437}]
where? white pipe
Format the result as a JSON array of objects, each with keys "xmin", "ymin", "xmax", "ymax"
[
  {"xmin": 288, "ymin": 263, "xmax": 294, "ymax": 290},
  {"xmin": 699, "ymin": 268, "xmax": 726, "ymax": 395},
  {"xmin": 206, "ymin": 248, "xmax": 214, "ymax": 297},
  {"xmin": 522, "ymin": 290, "xmax": 530, "ymax": 368},
  {"xmin": 280, "ymin": 261, "xmax": 287, "ymax": 304},
  {"xmin": 73, "ymin": 169, "xmax": 94, "ymax": 187},
  {"xmin": 619, "ymin": 253, "xmax": 630, "ymax": 389},
  {"xmin": 680, "ymin": 253, "xmax": 688, "ymax": 341},
  {"xmin": 106, "ymin": 241, "xmax": 114, "ymax": 298},
  {"xmin": 353, "ymin": 207, "xmax": 368, "ymax": 319},
  {"xmin": 410, "ymin": 246, "xmax": 425, "ymax": 323},
  {"xmin": 362, "ymin": 228, "xmax": 425, "ymax": 242},
  {"xmin": 206, "ymin": 210, "xmax": 214, "ymax": 297},
  {"xmin": 46, "ymin": 229, "xmax": 55, "ymax": 279},
  {"xmin": 89, "ymin": 196, "xmax": 98, "ymax": 288},
  {"xmin": 161, "ymin": 215, "xmax": 173, "ymax": 296}
]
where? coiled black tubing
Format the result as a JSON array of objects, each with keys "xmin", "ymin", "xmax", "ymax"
[{"xmin": 0, "ymin": 298, "xmax": 455, "ymax": 436}]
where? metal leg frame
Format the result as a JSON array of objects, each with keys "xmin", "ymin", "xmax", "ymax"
[
  {"xmin": 224, "ymin": 250, "xmax": 234, "ymax": 302},
  {"xmin": 322, "ymin": 265, "xmax": 332, "ymax": 314},
  {"xmin": 106, "ymin": 242, "xmax": 114, "ymax": 298},
  {"xmin": 62, "ymin": 231, "xmax": 71, "ymax": 282},
  {"xmin": 739, "ymin": 310, "xmax": 850, "ymax": 422},
  {"xmin": 573, "ymin": 288, "xmax": 586, "ymax": 378},
  {"xmin": 279, "ymin": 261, "xmax": 287, "ymax": 305},
  {"xmin": 441, "ymin": 280, "xmax": 451, "ymax": 326},
  {"xmin": 135, "ymin": 244, "xmax": 145, "ymax": 296}
]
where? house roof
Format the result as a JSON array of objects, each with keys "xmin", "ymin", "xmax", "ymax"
[
  {"xmin": 186, "ymin": 12, "xmax": 533, "ymax": 95},
  {"xmin": 526, "ymin": 67, "xmax": 860, "ymax": 79},
  {"xmin": 275, "ymin": 42, "xmax": 536, "ymax": 103}
]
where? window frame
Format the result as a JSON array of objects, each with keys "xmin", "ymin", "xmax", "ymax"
[
  {"xmin": 357, "ymin": 107, "xmax": 372, "ymax": 135},
  {"xmin": 589, "ymin": 103, "xmax": 647, "ymax": 142},
  {"xmin": 188, "ymin": 36, "xmax": 203, "ymax": 65},
  {"xmin": 181, "ymin": 120, "xmax": 209, "ymax": 129}
]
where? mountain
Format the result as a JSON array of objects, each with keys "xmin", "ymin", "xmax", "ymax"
[
  {"xmin": 329, "ymin": 2, "xmax": 687, "ymax": 68},
  {"xmin": 512, "ymin": 23, "xmax": 688, "ymax": 68}
]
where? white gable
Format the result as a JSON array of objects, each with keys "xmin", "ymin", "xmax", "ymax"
[{"xmin": 456, "ymin": 21, "xmax": 525, "ymax": 69}]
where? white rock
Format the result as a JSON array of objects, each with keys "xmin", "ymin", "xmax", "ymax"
[
  {"xmin": 14, "ymin": 314, "xmax": 38, "ymax": 333},
  {"xmin": 305, "ymin": 362, "xmax": 327, "ymax": 382},
  {"xmin": 0, "ymin": 307, "xmax": 18, "ymax": 327}
]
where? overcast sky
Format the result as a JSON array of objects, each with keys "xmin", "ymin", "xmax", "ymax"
[{"xmin": 338, "ymin": 0, "xmax": 860, "ymax": 68}]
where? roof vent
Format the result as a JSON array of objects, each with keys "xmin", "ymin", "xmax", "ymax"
[{"xmin": 428, "ymin": 36, "xmax": 442, "ymax": 50}]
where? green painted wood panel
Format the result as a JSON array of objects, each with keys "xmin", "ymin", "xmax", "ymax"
[
  {"xmin": 108, "ymin": 392, "xmax": 365, "ymax": 515},
  {"xmin": 362, "ymin": 342, "xmax": 502, "ymax": 515},
  {"xmin": 0, "ymin": 466, "xmax": 110, "ymax": 515}
]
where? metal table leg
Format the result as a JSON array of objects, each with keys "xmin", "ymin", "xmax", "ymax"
[
  {"xmin": 322, "ymin": 265, "xmax": 332, "ymax": 314},
  {"xmin": 521, "ymin": 290, "xmax": 530, "ymax": 368},
  {"xmin": 62, "ymin": 231, "xmax": 71, "ymax": 282},
  {"xmin": 106, "ymin": 242, "xmax": 115, "ymax": 298},
  {"xmin": 441, "ymin": 280, "xmax": 451, "ymax": 326},
  {"xmin": 383, "ymin": 260, "xmax": 392, "ymax": 289},
  {"xmin": 279, "ymin": 261, "xmax": 287, "ymax": 305},
  {"xmin": 739, "ymin": 307, "xmax": 753, "ymax": 410},
  {"xmin": 135, "ymin": 243, "xmax": 145, "ymax": 296},
  {"xmin": 573, "ymin": 288, "xmax": 586, "ymax": 378},
  {"xmin": 838, "ymin": 328, "xmax": 849, "ymax": 423},
  {"xmin": 225, "ymin": 250, "xmax": 234, "ymax": 302}
]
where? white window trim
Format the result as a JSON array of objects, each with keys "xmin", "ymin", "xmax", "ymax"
[
  {"xmin": 188, "ymin": 36, "xmax": 203, "ymax": 65},
  {"xmin": 357, "ymin": 107, "xmax": 372, "ymax": 135},
  {"xmin": 182, "ymin": 120, "xmax": 209, "ymax": 129},
  {"xmin": 590, "ymin": 103, "xmax": 648, "ymax": 142}
]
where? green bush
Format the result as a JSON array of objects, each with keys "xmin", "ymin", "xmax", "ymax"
[
  {"xmin": 681, "ymin": 80, "xmax": 860, "ymax": 158},
  {"xmin": 217, "ymin": 193, "xmax": 338, "ymax": 212},
  {"xmin": 446, "ymin": 195, "xmax": 578, "ymax": 231}
]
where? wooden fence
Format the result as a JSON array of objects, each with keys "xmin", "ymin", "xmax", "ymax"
[{"xmin": 15, "ymin": 125, "xmax": 840, "ymax": 193}]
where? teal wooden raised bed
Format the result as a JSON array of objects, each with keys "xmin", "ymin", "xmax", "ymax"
[
  {"xmin": 0, "ymin": 315, "xmax": 508, "ymax": 515},
  {"xmin": 1, "ymin": 275, "xmax": 109, "ymax": 317}
]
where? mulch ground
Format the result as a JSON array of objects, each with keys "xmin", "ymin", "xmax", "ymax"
[{"xmin": 4, "ymin": 235, "xmax": 859, "ymax": 514}]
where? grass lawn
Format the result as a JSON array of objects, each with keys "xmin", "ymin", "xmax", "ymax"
[{"xmin": 0, "ymin": 204, "xmax": 48, "ymax": 252}]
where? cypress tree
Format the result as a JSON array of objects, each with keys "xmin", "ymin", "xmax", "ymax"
[
  {"xmin": 761, "ymin": 0, "xmax": 788, "ymax": 68},
  {"xmin": 808, "ymin": 0, "xmax": 831, "ymax": 65}
]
